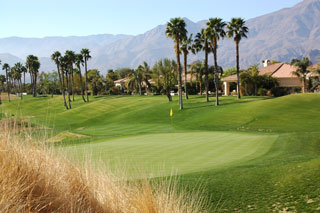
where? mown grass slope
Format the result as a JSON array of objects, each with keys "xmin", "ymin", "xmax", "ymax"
[{"xmin": 1, "ymin": 93, "xmax": 320, "ymax": 212}]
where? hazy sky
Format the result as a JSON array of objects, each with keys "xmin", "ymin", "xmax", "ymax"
[{"xmin": 0, "ymin": 0, "xmax": 302, "ymax": 38}]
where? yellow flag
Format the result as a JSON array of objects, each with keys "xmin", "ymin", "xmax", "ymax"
[{"xmin": 170, "ymin": 108, "xmax": 173, "ymax": 117}]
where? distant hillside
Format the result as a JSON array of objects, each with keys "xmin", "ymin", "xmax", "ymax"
[{"xmin": 1, "ymin": 0, "xmax": 320, "ymax": 73}]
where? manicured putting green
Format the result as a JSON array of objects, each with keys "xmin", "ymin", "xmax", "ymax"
[{"xmin": 64, "ymin": 132, "xmax": 278, "ymax": 177}]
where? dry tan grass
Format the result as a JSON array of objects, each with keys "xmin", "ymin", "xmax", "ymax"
[
  {"xmin": 0, "ymin": 121, "xmax": 209, "ymax": 212},
  {"xmin": 0, "ymin": 93, "xmax": 19, "ymax": 101},
  {"xmin": 46, "ymin": 131, "xmax": 90, "ymax": 143}
]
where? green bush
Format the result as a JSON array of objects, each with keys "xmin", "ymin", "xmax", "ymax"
[
  {"xmin": 270, "ymin": 87, "xmax": 290, "ymax": 97},
  {"xmin": 257, "ymin": 88, "xmax": 268, "ymax": 96}
]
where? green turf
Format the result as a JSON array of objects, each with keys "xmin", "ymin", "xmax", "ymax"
[
  {"xmin": 63, "ymin": 132, "xmax": 277, "ymax": 177},
  {"xmin": 1, "ymin": 93, "xmax": 320, "ymax": 212}
]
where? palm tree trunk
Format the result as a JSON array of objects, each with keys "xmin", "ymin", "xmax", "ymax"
[
  {"xmin": 34, "ymin": 73, "xmax": 38, "ymax": 97},
  {"xmin": 20, "ymin": 79, "xmax": 23, "ymax": 100},
  {"xmin": 61, "ymin": 69, "xmax": 68, "ymax": 110},
  {"xmin": 199, "ymin": 72, "xmax": 202, "ymax": 95},
  {"xmin": 30, "ymin": 72, "xmax": 33, "ymax": 94},
  {"xmin": 23, "ymin": 71, "xmax": 26, "ymax": 93},
  {"xmin": 6, "ymin": 70, "xmax": 10, "ymax": 102},
  {"xmin": 176, "ymin": 41, "xmax": 183, "ymax": 110},
  {"xmin": 78, "ymin": 65, "xmax": 86, "ymax": 102},
  {"xmin": 139, "ymin": 82, "xmax": 142, "ymax": 95},
  {"xmin": 85, "ymin": 59, "xmax": 89, "ymax": 102},
  {"xmin": 166, "ymin": 91, "xmax": 172, "ymax": 102},
  {"xmin": 66, "ymin": 72, "xmax": 71, "ymax": 109},
  {"xmin": 0, "ymin": 87, "xmax": 2, "ymax": 104},
  {"xmin": 184, "ymin": 53, "xmax": 188, "ymax": 100},
  {"xmin": 204, "ymin": 42, "xmax": 209, "ymax": 102},
  {"xmin": 71, "ymin": 65, "xmax": 75, "ymax": 101},
  {"xmin": 213, "ymin": 40, "xmax": 219, "ymax": 106},
  {"xmin": 236, "ymin": 41, "xmax": 241, "ymax": 99}
]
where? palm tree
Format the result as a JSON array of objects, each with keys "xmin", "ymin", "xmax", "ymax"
[
  {"xmin": 152, "ymin": 59, "xmax": 177, "ymax": 101},
  {"xmin": 26, "ymin": 55, "xmax": 40, "ymax": 97},
  {"xmin": 227, "ymin": 18, "xmax": 249, "ymax": 99},
  {"xmin": 13, "ymin": 62, "xmax": 24, "ymax": 99},
  {"xmin": 81, "ymin": 48, "xmax": 91, "ymax": 102},
  {"xmin": 75, "ymin": 53, "xmax": 86, "ymax": 102},
  {"xmin": 206, "ymin": 18, "xmax": 226, "ymax": 106},
  {"xmin": 61, "ymin": 55, "xmax": 72, "ymax": 109},
  {"xmin": 0, "ymin": 74, "xmax": 5, "ymax": 104},
  {"xmin": 59, "ymin": 56, "xmax": 69, "ymax": 109},
  {"xmin": 22, "ymin": 65, "xmax": 27, "ymax": 94},
  {"xmin": 137, "ymin": 61, "xmax": 152, "ymax": 94},
  {"xmin": 127, "ymin": 68, "xmax": 144, "ymax": 95},
  {"xmin": 191, "ymin": 38, "xmax": 204, "ymax": 95},
  {"xmin": 2, "ymin": 63, "xmax": 10, "ymax": 102},
  {"xmin": 195, "ymin": 29, "xmax": 211, "ymax": 102},
  {"xmin": 181, "ymin": 33, "xmax": 193, "ymax": 100},
  {"xmin": 51, "ymin": 51, "xmax": 68, "ymax": 109},
  {"xmin": 65, "ymin": 50, "xmax": 76, "ymax": 101},
  {"xmin": 291, "ymin": 57, "xmax": 312, "ymax": 93},
  {"xmin": 166, "ymin": 17, "xmax": 187, "ymax": 110}
]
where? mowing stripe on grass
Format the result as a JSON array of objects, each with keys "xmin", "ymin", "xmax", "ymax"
[{"xmin": 63, "ymin": 132, "xmax": 278, "ymax": 177}]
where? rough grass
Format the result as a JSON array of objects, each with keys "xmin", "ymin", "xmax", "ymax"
[{"xmin": 0, "ymin": 122, "xmax": 209, "ymax": 212}]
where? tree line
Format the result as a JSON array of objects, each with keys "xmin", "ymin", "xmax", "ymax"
[{"xmin": 166, "ymin": 17, "xmax": 248, "ymax": 109}]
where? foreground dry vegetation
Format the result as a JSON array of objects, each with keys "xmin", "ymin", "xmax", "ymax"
[{"xmin": 0, "ymin": 121, "xmax": 208, "ymax": 212}]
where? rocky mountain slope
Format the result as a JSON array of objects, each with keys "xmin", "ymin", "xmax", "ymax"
[{"xmin": 0, "ymin": 0, "xmax": 319, "ymax": 74}]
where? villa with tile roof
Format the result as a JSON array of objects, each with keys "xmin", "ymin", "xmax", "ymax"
[{"xmin": 221, "ymin": 62, "xmax": 301, "ymax": 96}]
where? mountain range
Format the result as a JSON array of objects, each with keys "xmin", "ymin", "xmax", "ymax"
[{"xmin": 0, "ymin": 0, "xmax": 320, "ymax": 75}]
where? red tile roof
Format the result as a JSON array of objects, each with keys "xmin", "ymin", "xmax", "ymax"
[{"xmin": 221, "ymin": 63, "xmax": 299, "ymax": 82}]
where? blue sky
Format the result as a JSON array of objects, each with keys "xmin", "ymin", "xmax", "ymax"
[{"xmin": 0, "ymin": 0, "xmax": 301, "ymax": 38}]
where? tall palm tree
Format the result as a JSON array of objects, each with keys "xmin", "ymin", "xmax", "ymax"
[
  {"xmin": 81, "ymin": 48, "xmax": 91, "ymax": 102},
  {"xmin": 75, "ymin": 53, "xmax": 86, "ymax": 102},
  {"xmin": 206, "ymin": 18, "xmax": 226, "ymax": 106},
  {"xmin": 22, "ymin": 64, "xmax": 27, "ymax": 94},
  {"xmin": 59, "ymin": 56, "xmax": 69, "ymax": 109},
  {"xmin": 61, "ymin": 55, "xmax": 72, "ymax": 109},
  {"xmin": 65, "ymin": 50, "xmax": 76, "ymax": 101},
  {"xmin": 26, "ymin": 55, "xmax": 40, "ymax": 97},
  {"xmin": 181, "ymin": 33, "xmax": 193, "ymax": 100},
  {"xmin": 195, "ymin": 29, "xmax": 211, "ymax": 102},
  {"xmin": 291, "ymin": 57, "xmax": 312, "ymax": 93},
  {"xmin": 51, "ymin": 51, "xmax": 69, "ymax": 109},
  {"xmin": 138, "ymin": 61, "xmax": 152, "ymax": 94},
  {"xmin": 13, "ymin": 62, "xmax": 24, "ymax": 99},
  {"xmin": 2, "ymin": 63, "xmax": 10, "ymax": 102},
  {"xmin": 191, "ymin": 39, "xmax": 204, "ymax": 95},
  {"xmin": 227, "ymin": 18, "xmax": 249, "ymax": 99},
  {"xmin": 0, "ymin": 74, "xmax": 5, "ymax": 105},
  {"xmin": 166, "ymin": 17, "xmax": 187, "ymax": 110}
]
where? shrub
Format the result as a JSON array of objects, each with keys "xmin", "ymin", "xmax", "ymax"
[
  {"xmin": 257, "ymin": 88, "xmax": 268, "ymax": 96},
  {"xmin": 270, "ymin": 87, "xmax": 290, "ymax": 97}
]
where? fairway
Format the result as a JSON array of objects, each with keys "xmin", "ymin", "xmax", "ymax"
[{"xmin": 64, "ymin": 132, "xmax": 277, "ymax": 176}]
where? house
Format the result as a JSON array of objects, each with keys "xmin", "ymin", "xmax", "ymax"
[
  {"xmin": 221, "ymin": 62, "xmax": 301, "ymax": 96},
  {"xmin": 114, "ymin": 78, "xmax": 129, "ymax": 90},
  {"xmin": 308, "ymin": 64, "xmax": 320, "ymax": 91}
]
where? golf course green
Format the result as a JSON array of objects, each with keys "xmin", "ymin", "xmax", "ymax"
[{"xmin": 1, "ymin": 93, "xmax": 320, "ymax": 211}]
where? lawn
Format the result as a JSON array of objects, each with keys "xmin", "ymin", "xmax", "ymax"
[{"xmin": 1, "ymin": 93, "xmax": 320, "ymax": 211}]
